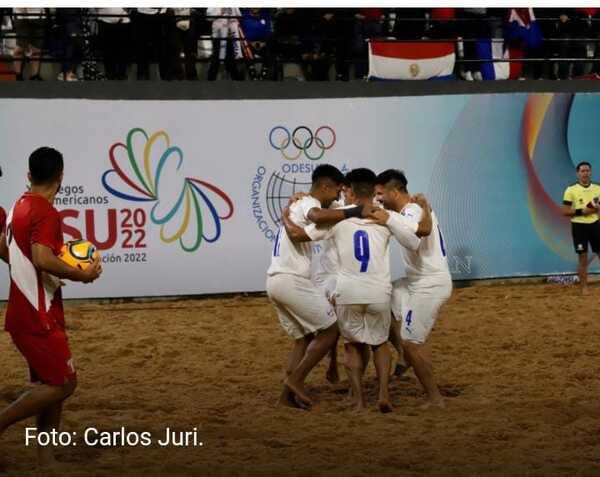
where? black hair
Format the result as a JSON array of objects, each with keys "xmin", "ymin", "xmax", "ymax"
[
  {"xmin": 577, "ymin": 161, "xmax": 592, "ymax": 172},
  {"xmin": 345, "ymin": 168, "xmax": 377, "ymax": 198},
  {"xmin": 312, "ymin": 164, "xmax": 345, "ymax": 186},
  {"xmin": 341, "ymin": 173, "xmax": 350, "ymax": 187},
  {"xmin": 29, "ymin": 147, "xmax": 64, "ymax": 185},
  {"xmin": 375, "ymin": 169, "xmax": 408, "ymax": 193}
]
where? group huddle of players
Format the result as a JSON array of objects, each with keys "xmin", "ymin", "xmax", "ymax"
[
  {"xmin": 0, "ymin": 150, "xmax": 452, "ymax": 469},
  {"xmin": 266, "ymin": 165, "xmax": 452, "ymax": 412}
]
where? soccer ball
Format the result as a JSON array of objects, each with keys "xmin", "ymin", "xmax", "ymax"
[{"xmin": 59, "ymin": 240, "xmax": 100, "ymax": 270}]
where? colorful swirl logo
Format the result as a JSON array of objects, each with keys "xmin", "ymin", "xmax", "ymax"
[
  {"xmin": 268, "ymin": 125, "xmax": 336, "ymax": 161},
  {"xmin": 522, "ymin": 93, "xmax": 580, "ymax": 263},
  {"xmin": 102, "ymin": 128, "xmax": 234, "ymax": 252}
]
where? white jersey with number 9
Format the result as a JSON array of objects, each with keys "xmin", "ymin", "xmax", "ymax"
[{"xmin": 325, "ymin": 214, "xmax": 392, "ymax": 305}]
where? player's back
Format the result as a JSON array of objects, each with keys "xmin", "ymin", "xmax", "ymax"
[
  {"xmin": 8, "ymin": 193, "xmax": 57, "ymax": 259},
  {"xmin": 267, "ymin": 196, "xmax": 320, "ymax": 279},
  {"xmin": 6, "ymin": 192, "xmax": 64, "ymax": 334},
  {"xmin": 329, "ymin": 215, "xmax": 391, "ymax": 305}
]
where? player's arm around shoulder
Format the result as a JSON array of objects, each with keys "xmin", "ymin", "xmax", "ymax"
[
  {"xmin": 306, "ymin": 202, "xmax": 369, "ymax": 225},
  {"xmin": 281, "ymin": 206, "xmax": 312, "ymax": 243},
  {"xmin": 365, "ymin": 208, "xmax": 420, "ymax": 251},
  {"xmin": 306, "ymin": 206, "xmax": 347, "ymax": 225},
  {"xmin": 408, "ymin": 195, "xmax": 432, "ymax": 237},
  {"xmin": 32, "ymin": 243, "xmax": 102, "ymax": 283}
]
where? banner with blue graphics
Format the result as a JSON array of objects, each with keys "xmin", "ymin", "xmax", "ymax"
[{"xmin": 0, "ymin": 93, "xmax": 598, "ymax": 299}]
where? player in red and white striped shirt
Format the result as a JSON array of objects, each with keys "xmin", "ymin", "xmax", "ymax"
[{"xmin": 0, "ymin": 148, "xmax": 101, "ymax": 467}]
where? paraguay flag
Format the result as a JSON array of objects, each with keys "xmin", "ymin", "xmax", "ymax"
[{"xmin": 368, "ymin": 40, "xmax": 455, "ymax": 80}]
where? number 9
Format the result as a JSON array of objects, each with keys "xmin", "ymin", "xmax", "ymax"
[{"xmin": 353, "ymin": 230, "xmax": 370, "ymax": 273}]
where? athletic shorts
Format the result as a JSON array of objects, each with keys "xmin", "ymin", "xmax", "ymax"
[
  {"xmin": 313, "ymin": 274, "xmax": 337, "ymax": 302},
  {"xmin": 571, "ymin": 221, "xmax": 600, "ymax": 254},
  {"xmin": 10, "ymin": 329, "xmax": 76, "ymax": 386},
  {"xmin": 391, "ymin": 277, "xmax": 452, "ymax": 345},
  {"xmin": 335, "ymin": 302, "xmax": 390, "ymax": 346},
  {"xmin": 266, "ymin": 274, "xmax": 337, "ymax": 339}
]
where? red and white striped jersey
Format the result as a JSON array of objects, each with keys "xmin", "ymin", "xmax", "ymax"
[
  {"xmin": 5, "ymin": 193, "xmax": 64, "ymax": 335},
  {"xmin": 0, "ymin": 206, "xmax": 6, "ymax": 234}
]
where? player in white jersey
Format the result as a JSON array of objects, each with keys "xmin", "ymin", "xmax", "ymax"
[
  {"xmin": 309, "ymin": 189, "xmax": 348, "ymax": 385},
  {"xmin": 283, "ymin": 169, "xmax": 423, "ymax": 412},
  {"xmin": 326, "ymin": 169, "xmax": 394, "ymax": 412},
  {"xmin": 267, "ymin": 164, "xmax": 370, "ymax": 409},
  {"xmin": 373, "ymin": 169, "xmax": 452, "ymax": 408}
]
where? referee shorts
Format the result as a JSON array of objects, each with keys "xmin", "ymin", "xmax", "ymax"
[{"xmin": 572, "ymin": 221, "xmax": 600, "ymax": 254}]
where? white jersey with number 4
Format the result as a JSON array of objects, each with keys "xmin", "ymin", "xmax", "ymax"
[
  {"xmin": 398, "ymin": 203, "xmax": 451, "ymax": 284},
  {"xmin": 267, "ymin": 196, "xmax": 323, "ymax": 279},
  {"xmin": 325, "ymin": 212, "xmax": 392, "ymax": 305}
]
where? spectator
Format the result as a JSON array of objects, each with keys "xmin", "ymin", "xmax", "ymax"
[
  {"xmin": 172, "ymin": 8, "xmax": 201, "ymax": 80},
  {"xmin": 0, "ymin": 10, "xmax": 16, "ymax": 80},
  {"xmin": 206, "ymin": 7, "xmax": 244, "ymax": 81},
  {"xmin": 457, "ymin": 8, "xmax": 491, "ymax": 81},
  {"xmin": 554, "ymin": 9, "xmax": 580, "ymax": 80},
  {"xmin": 353, "ymin": 8, "xmax": 385, "ymax": 79},
  {"xmin": 49, "ymin": 8, "xmax": 82, "ymax": 81},
  {"xmin": 97, "ymin": 8, "xmax": 131, "ymax": 80},
  {"xmin": 241, "ymin": 8, "xmax": 275, "ymax": 80},
  {"xmin": 504, "ymin": 8, "xmax": 544, "ymax": 79},
  {"xmin": 12, "ymin": 7, "xmax": 47, "ymax": 80},
  {"xmin": 131, "ymin": 8, "xmax": 170, "ymax": 80},
  {"xmin": 573, "ymin": 8, "xmax": 600, "ymax": 76},
  {"xmin": 392, "ymin": 8, "xmax": 429, "ymax": 40},
  {"xmin": 429, "ymin": 8, "xmax": 457, "ymax": 40},
  {"xmin": 297, "ymin": 9, "xmax": 334, "ymax": 81},
  {"xmin": 321, "ymin": 8, "xmax": 356, "ymax": 81},
  {"xmin": 272, "ymin": 8, "xmax": 304, "ymax": 61}
]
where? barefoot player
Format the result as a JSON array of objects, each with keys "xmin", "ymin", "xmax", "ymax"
[
  {"xmin": 373, "ymin": 169, "xmax": 452, "ymax": 408},
  {"xmin": 267, "ymin": 164, "xmax": 370, "ymax": 408},
  {"xmin": 0, "ymin": 147, "xmax": 101, "ymax": 467}
]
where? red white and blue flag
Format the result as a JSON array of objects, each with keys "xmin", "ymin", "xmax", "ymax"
[
  {"xmin": 475, "ymin": 39, "xmax": 524, "ymax": 80},
  {"xmin": 368, "ymin": 41, "xmax": 455, "ymax": 80}
]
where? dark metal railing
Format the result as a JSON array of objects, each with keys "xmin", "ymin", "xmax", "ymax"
[{"xmin": 1, "ymin": 10, "xmax": 600, "ymax": 77}]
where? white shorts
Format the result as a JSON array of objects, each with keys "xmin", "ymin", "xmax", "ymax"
[
  {"xmin": 391, "ymin": 277, "xmax": 452, "ymax": 345},
  {"xmin": 313, "ymin": 274, "xmax": 337, "ymax": 301},
  {"xmin": 266, "ymin": 274, "xmax": 337, "ymax": 340},
  {"xmin": 335, "ymin": 302, "xmax": 391, "ymax": 346}
]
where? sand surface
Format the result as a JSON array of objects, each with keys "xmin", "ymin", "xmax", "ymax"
[{"xmin": 1, "ymin": 283, "xmax": 600, "ymax": 476}]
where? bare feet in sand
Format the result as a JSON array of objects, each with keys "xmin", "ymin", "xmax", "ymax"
[
  {"xmin": 581, "ymin": 286, "xmax": 590, "ymax": 296},
  {"xmin": 277, "ymin": 388, "xmax": 301, "ymax": 409},
  {"xmin": 394, "ymin": 363, "xmax": 411, "ymax": 379},
  {"xmin": 377, "ymin": 399, "xmax": 393, "ymax": 413},
  {"xmin": 420, "ymin": 398, "xmax": 446, "ymax": 410},
  {"xmin": 283, "ymin": 378, "xmax": 313, "ymax": 408}
]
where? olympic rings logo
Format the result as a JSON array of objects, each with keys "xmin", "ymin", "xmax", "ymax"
[{"xmin": 268, "ymin": 126, "xmax": 336, "ymax": 161}]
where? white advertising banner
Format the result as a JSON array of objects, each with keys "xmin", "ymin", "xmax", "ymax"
[
  {"xmin": 1, "ymin": 97, "xmax": 461, "ymax": 299},
  {"xmin": 1, "ymin": 93, "xmax": 592, "ymax": 298}
]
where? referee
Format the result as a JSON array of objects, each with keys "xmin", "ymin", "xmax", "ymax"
[{"xmin": 563, "ymin": 161, "xmax": 600, "ymax": 295}]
